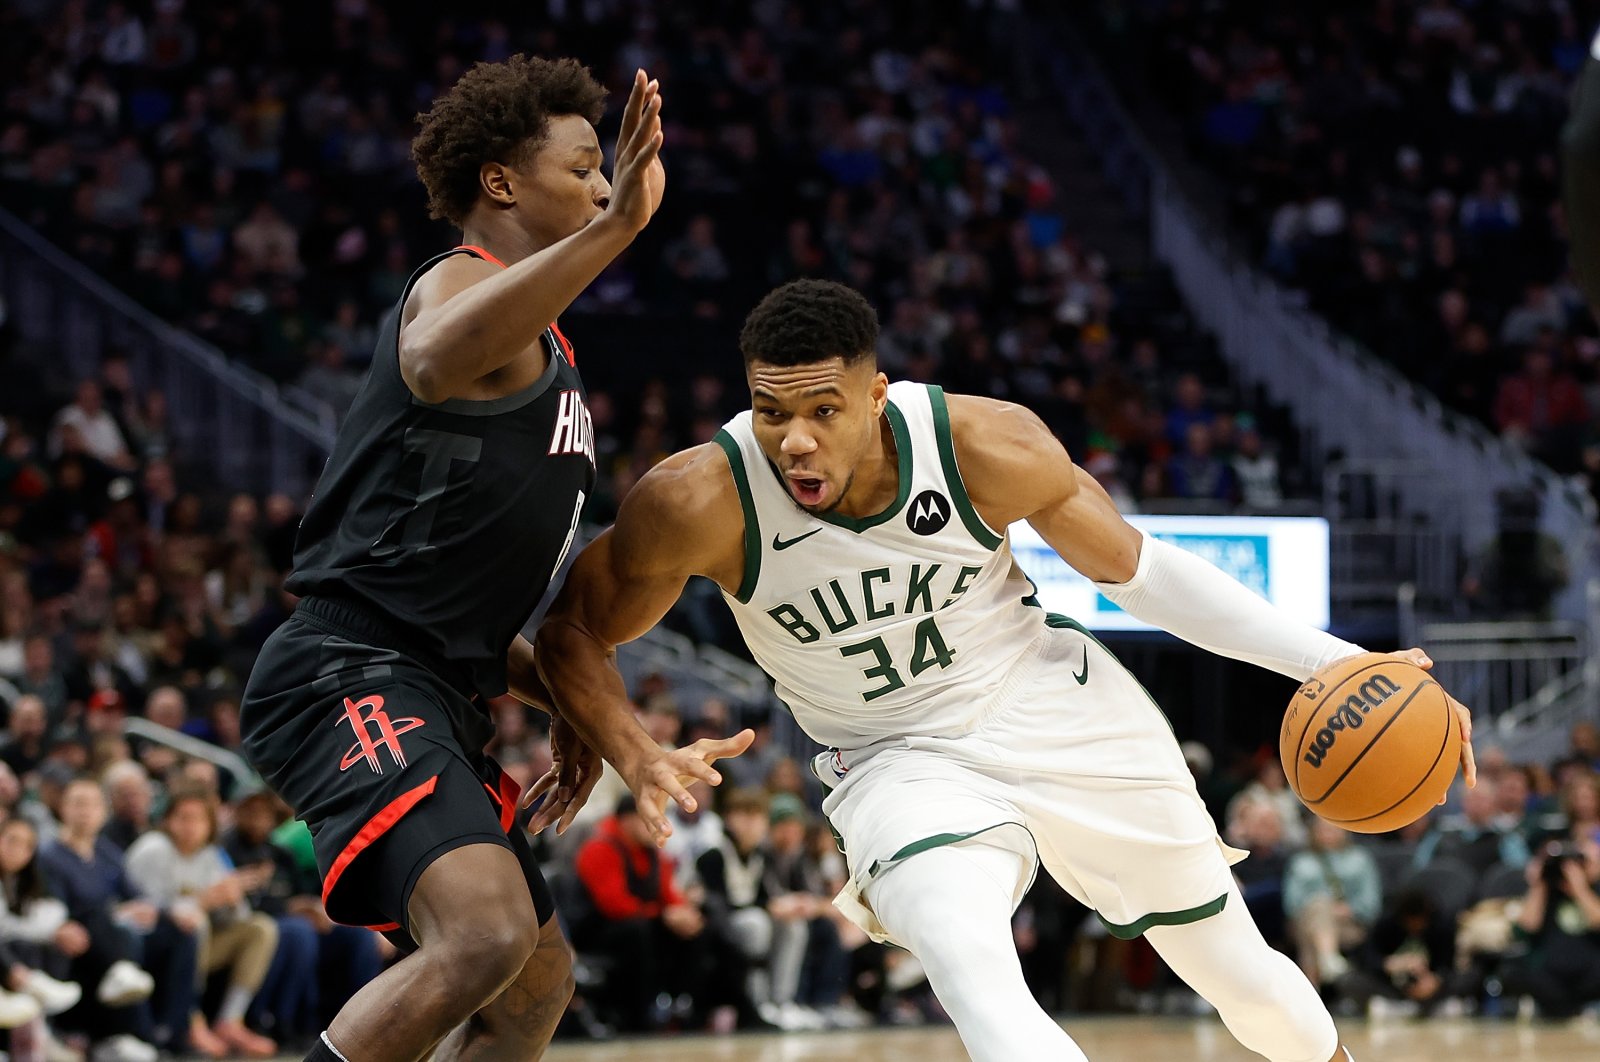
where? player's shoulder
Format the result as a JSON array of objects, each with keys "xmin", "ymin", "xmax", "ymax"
[
  {"xmin": 939, "ymin": 390, "xmax": 1078, "ymax": 520},
  {"xmin": 400, "ymin": 252, "xmax": 501, "ymax": 325},
  {"xmin": 942, "ymin": 391, "xmax": 1066, "ymax": 463},
  {"xmin": 624, "ymin": 443, "xmax": 745, "ymax": 536}
]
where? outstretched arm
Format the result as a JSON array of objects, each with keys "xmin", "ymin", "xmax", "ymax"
[
  {"xmin": 947, "ymin": 393, "xmax": 1475, "ymax": 782},
  {"xmin": 533, "ymin": 444, "xmax": 753, "ymax": 842},
  {"xmin": 398, "ymin": 72, "xmax": 666, "ymax": 402},
  {"xmin": 949, "ymin": 393, "xmax": 1364, "ymax": 677}
]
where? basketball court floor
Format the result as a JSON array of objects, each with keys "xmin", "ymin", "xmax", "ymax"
[{"xmin": 544, "ymin": 1017, "xmax": 1600, "ymax": 1061}]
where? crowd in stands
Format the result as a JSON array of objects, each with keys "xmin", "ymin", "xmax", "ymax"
[
  {"xmin": 0, "ymin": 0, "xmax": 1313, "ymax": 517},
  {"xmin": 1109, "ymin": 0, "xmax": 1600, "ymax": 484}
]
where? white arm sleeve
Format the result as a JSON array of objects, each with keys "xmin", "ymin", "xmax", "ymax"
[{"xmin": 1092, "ymin": 530, "xmax": 1365, "ymax": 680}]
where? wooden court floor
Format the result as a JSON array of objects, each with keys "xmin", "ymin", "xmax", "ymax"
[{"xmin": 544, "ymin": 1016, "xmax": 1600, "ymax": 1060}]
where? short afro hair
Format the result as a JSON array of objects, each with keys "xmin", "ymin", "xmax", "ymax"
[
  {"xmin": 412, "ymin": 55, "xmax": 607, "ymax": 227},
  {"xmin": 739, "ymin": 280, "xmax": 879, "ymax": 368}
]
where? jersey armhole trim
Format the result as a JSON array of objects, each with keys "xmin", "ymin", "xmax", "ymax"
[
  {"xmin": 714, "ymin": 430, "xmax": 761, "ymax": 603},
  {"xmin": 927, "ymin": 385, "xmax": 1005, "ymax": 551}
]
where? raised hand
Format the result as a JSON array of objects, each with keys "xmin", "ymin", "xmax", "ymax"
[{"xmin": 609, "ymin": 69, "xmax": 665, "ymax": 234}]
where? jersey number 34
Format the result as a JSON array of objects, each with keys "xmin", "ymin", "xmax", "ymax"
[{"xmin": 839, "ymin": 617, "xmax": 954, "ymax": 702}]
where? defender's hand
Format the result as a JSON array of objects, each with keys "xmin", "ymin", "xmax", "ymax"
[
  {"xmin": 524, "ymin": 714, "xmax": 605, "ymax": 836},
  {"xmin": 609, "ymin": 69, "xmax": 665, "ymax": 234},
  {"xmin": 625, "ymin": 729, "xmax": 756, "ymax": 846},
  {"xmin": 1387, "ymin": 647, "xmax": 1476, "ymax": 792}
]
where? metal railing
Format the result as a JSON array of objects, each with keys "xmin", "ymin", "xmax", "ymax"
[
  {"xmin": 1035, "ymin": 17, "xmax": 1600, "ymax": 624},
  {"xmin": 1398, "ymin": 581, "xmax": 1600, "ymax": 730},
  {"xmin": 122, "ymin": 716, "xmax": 261, "ymax": 794},
  {"xmin": 0, "ymin": 208, "xmax": 337, "ymax": 498}
]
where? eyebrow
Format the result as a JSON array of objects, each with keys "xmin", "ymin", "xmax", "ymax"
[{"xmin": 753, "ymin": 384, "xmax": 844, "ymax": 402}]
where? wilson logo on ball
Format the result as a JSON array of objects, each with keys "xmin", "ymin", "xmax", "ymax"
[{"xmin": 1301, "ymin": 673, "xmax": 1401, "ymax": 769}]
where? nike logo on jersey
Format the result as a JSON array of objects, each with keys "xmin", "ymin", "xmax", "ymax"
[
  {"xmin": 772, "ymin": 528, "xmax": 822, "ymax": 551},
  {"xmin": 1073, "ymin": 646, "xmax": 1089, "ymax": 685}
]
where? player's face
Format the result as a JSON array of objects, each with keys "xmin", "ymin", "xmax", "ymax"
[
  {"xmin": 509, "ymin": 114, "xmax": 612, "ymax": 249},
  {"xmin": 748, "ymin": 357, "xmax": 888, "ymax": 514}
]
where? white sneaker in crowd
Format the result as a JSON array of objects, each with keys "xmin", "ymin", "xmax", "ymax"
[
  {"xmin": 20, "ymin": 970, "xmax": 83, "ymax": 1016},
  {"xmin": 0, "ymin": 989, "xmax": 42, "ymax": 1029},
  {"xmin": 94, "ymin": 962, "xmax": 154, "ymax": 1007},
  {"xmin": 88, "ymin": 1035, "xmax": 157, "ymax": 1062}
]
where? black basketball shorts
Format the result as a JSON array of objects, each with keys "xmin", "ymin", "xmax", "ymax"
[{"xmin": 240, "ymin": 597, "xmax": 554, "ymax": 951}]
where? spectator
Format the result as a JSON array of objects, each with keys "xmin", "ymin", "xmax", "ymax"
[
  {"xmin": 49, "ymin": 382, "xmax": 132, "ymax": 470},
  {"xmin": 1231, "ymin": 419, "xmax": 1282, "ymax": 509},
  {"xmin": 100, "ymin": 761, "xmax": 154, "ymax": 853},
  {"xmin": 220, "ymin": 791, "xmax": 381, "ymax": 1047},
  {"xmin": 1345, "ymin": 889, "xmax": 1470, "ymax": 1015},
  {"xmin": 1226, "ymin": 800, "xmax": 1291, "ymax": 948},
  {"xmin": 1501, "ymin": 835, "xmax": 1600, "ymax": 1017},
  {"xmin": 0, "ymin": 695, "xmax": 52, "ymax": 780},
  {"xmin": 0, "ymin": 816, "xmax": 84, "ymax": 1021},
  {"xmin": 1226, "ymin": 761, "xmax": 1308, "ymax": 848},
  {"xmin": 1166, "ymin": 422, "xmax": 1236, "ymax": 503},
  {"xmin": 694, "ymin": 788, "xmax": 779, "ymax": 1031},
  {"xmin": 573, "ymin": 794, "xmax": 708, "ymax": 1032},
  {"xmin": 1412, "ymin": 780, "xmax": 1531, "ymax": 875},
  {"xmin": 1491, "ymin": 347, "xmax": 1588, "ymax": 461},
  {"xmin": 1284, "ymin": 819, "xmax": 1382, "ymax": 988},
  {"xmin": 124, "ymin": 789, "xmax": 277, "ymax": 1058},
  {"xmin": 763, "ymin": 792, "xmax": 847, "ymax": 1026},
  {"xmin": 39, "ymin": 779, "xmax": 178, "ymax": 1062}
]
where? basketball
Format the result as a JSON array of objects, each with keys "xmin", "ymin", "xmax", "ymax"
[{"xmin": 1280, "ymin": 653, "xmax": 1461, "ymax": 834}]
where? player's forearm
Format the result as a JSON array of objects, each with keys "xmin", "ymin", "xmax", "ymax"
[
  {"xmin": 534, "ymin": 618, "xmax": 661, "ymax": 778},
  {"xmin": 505, "ymin": 634, "xmax": 553, "ymax": 714},
  {"xmin": 1564, "ymin": 34, "xmax": 1600, "ymax": 314},
  {"xmin": 400, "ymin": 213, "xmax": 636, "ymax": 398},
  {"xmin": 1092, "ymin": 530, "xmax": 1364, "ymax": 679}
]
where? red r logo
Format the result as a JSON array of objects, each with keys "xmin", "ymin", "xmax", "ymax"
[{"xmin": 337, "ymin": 695, "xmax": 424, "ymax": 774}]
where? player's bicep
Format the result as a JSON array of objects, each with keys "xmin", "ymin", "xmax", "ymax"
[
  {"xmin": 557, "ymin": 524, "xmax": 691, "ymax": 650},
  {"xmin": 1026, "ymin": 465, "xmax": 1143, "ymax": 585}
]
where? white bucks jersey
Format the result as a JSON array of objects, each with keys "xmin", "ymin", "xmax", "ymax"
[{"xmin": 715, "ymin": 382, "xmax": 1046, "ymax": 749}]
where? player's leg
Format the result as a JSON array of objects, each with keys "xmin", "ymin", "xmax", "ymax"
[
  {"xmin": 868, "ymin": 842, "xmax": 1088, "ymax": 1062},
  {"xmin": 433, "ymin": 822, "xmax": 574, "ymax": 1060},
  {"xmin": 319, "ymin": 842, "xmax": 541, "ymax": 1062},
  {"xmin": 1143, "ymin": 880, "xmax": 1345, "ymax": 1062},
  {"xmin": 430, "ymin": 914, "xmax": 573, "ymax": 1062}
]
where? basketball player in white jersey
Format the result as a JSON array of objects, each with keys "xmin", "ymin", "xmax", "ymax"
[{"xmin": 532, "ymin": 279, "xmax": 1477, "ymax": 1062}]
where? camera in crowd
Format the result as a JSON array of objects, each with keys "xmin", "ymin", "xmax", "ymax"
[{"xmin": 1541, "ymin": 841, "xmax": 1581, "ymax": 889}]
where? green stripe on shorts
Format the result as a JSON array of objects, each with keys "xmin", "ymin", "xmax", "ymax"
[{"xmin": 1096, "ymin": 892, "xmax": 1228, "ymax": 940}]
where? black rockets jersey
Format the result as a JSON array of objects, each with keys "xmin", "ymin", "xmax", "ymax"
[{"xmin": 287, "ymin": 246, "xmax": 596, "ymax": 698}]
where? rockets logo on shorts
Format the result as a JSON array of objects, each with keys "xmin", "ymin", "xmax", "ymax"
[
  {"xmin": 337, "ymin": 694, "xmax": 425, "ymax": 774},
  {"xmin": 547, "ymin": 389, "xmax": 596, "ymax": 466}
]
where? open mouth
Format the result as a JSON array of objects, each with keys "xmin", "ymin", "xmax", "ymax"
[{"xmin": 786, "ymin": 471, "xmax": 826, "ymax": 507}]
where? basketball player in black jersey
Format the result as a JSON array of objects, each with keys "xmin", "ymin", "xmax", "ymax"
[{"xmin": 241, "ymin": 58, "xmax": 750, "ymax": 1062}]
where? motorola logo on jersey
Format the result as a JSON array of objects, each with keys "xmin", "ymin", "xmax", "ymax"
[
  {"xmin": 547, "ymin": 389, "xmax": 596, "ymax": 466},
  {"xmin": 907, "ymin": 490, "xmax": 951, "ymax": 535}
]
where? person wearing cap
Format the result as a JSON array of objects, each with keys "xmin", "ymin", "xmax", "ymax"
[{"xmin": 572, "ymin": 794, "xmax": 710, "ymax": 1032}]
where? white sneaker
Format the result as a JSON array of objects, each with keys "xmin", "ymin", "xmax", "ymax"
[
  {"xmin": 821, "ymin": 1001, "xmax": 873, "ymax": 1029},
  {"xmin": 777, "ymin": 1002, "xmax": 827, "ymax": 1031},
  {"xmin": 89, "ymin": 1035, "xmax": 157, "ymax": 1062},
  {"xmin": 95, "ymin": 962, "xmax": 154, "ymax": 1007},
  {"xmin": 1318, "ymin": 951, "xmax": 1350, "ymax": 982},
  {"xmin": 0, "ymin": 987, "xmax": 40, "ymax": 1028},
  {"xmin": 20, "ymin": 970, "xmax": 82, "ymax": 1015},
  {"xmin": 43, "ymin": 1032, "xmax": 85, "ymax": 1062}
]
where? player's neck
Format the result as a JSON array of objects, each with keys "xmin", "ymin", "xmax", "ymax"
[
  {"xmin": 458, "ymin": 215, "xmax": 545, "ymax": 267},
  {"xmin": 831, "ymin": 412, "xmax": 900, "ymax": 520}
]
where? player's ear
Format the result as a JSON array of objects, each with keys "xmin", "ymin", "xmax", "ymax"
[
  {"xmin": 480, "ymin": 161, "xmax": 516, "ymax": 208},
  {"xmin": 870, "ymin": 369, "xmax": 888, "ymax": 416}
]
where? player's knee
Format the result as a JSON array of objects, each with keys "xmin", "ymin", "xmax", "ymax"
[{"xmin": 436, "ymin": 907, "xmax": 542, "ymax": 994}]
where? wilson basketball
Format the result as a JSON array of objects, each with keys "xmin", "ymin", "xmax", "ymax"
[{"xmin": 1280, "ymin": 653, "xmax": 1460, "ymax": 834}]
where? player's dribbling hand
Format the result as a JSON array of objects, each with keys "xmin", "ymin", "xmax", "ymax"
[
  {"xmin": 626, "ymin": 729, "xmax": 757, "ymax": 846},
  {"xmin": 524, "ymin": 712, "xmax": 605, "ymax": 836},
  {"xmin": 1385, "ymin": 647, "xmax": 1477, "ymax": 795},
  {"xmin": 609, "ymin": 69, "xmax": 666, "ymax": 234}
]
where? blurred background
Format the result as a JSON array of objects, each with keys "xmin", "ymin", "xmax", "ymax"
[{"xmin": 1, "ymin": 0, "xmax": 1599, "ymax": 1055}]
